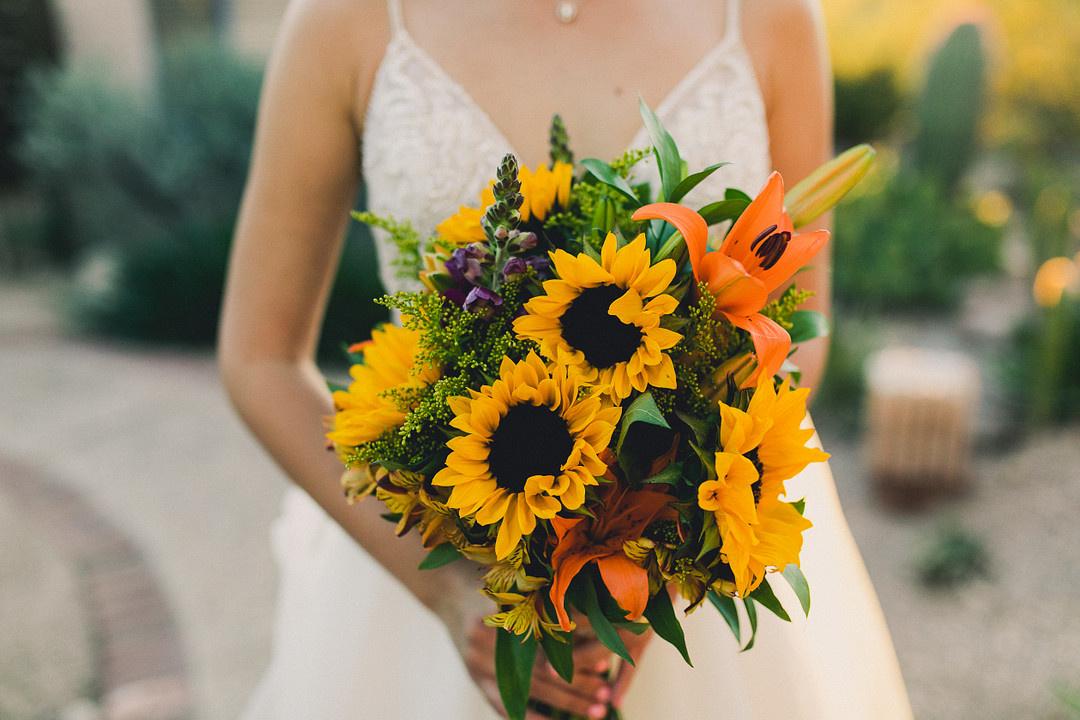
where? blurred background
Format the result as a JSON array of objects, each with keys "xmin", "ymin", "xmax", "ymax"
[{"xmin": 0, "ymin": 1, "xmax": 1077, "ymax": 719}]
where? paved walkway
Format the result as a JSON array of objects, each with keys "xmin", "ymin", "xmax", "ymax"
[{"xmin": 0, "ymin": 281, "xmax": 285, "ymax": 720}]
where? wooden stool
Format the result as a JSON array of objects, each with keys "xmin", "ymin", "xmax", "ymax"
[{"xmin": 865, "ymin": 346, "xmax": 981, "ymax": 507}]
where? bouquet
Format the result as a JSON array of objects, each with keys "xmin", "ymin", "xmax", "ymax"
[{"xmin": 328, "ymin": 101, "xmax": 874, "ymax": 719}]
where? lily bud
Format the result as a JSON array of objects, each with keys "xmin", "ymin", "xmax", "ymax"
[{"xmin": 786, "ymin": 144, "xmax": 876, "ymax": 228}]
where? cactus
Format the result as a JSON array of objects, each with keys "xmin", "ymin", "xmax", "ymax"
[
  {"xmin": 911, "ymin": 22, "xmax": 987, "ymax": 192},
  {"xmin": 548, "ymin": 114, "xmax": 573, "ymax": 165}
]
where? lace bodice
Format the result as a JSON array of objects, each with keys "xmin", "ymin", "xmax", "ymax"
[{"xmin": 360, "ymin": 0, "xmax": 771, "ymax": 295}]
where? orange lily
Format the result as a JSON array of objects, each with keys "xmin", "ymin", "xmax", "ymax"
[
  {"xmin": 549, "ymin": 481, "xmax": 674, "ymax": 631},
  {"xmin": 632, "ymin": 172, "xmax": 829, "ymax": 385}
]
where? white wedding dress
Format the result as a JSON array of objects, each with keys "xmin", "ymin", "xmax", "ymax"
[{"xmin": 242, "ymin": 1, "xmax": 913, "ymax": 717}]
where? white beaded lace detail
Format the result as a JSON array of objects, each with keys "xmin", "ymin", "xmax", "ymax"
[{"xmin": 361, "ymin": 0, "xmax": 770, "ymax": 295}]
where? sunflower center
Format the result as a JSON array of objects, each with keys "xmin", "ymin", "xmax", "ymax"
[
  {"xmin": 488, "ymin": 403, "xmax": 573, "ymax": 493},
  {"xmin": 745, "ymin": 447, "xmax": 764, "ymax": 505},
  {"xmin": 560, "ymin": 285, "xmax": 643, "ymax": 369}
]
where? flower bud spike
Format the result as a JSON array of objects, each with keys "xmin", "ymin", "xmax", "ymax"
[
  {"xmin": 483, "ymin": 154, "xmax": 524, "ymax": 239},
  {"xmin": 549, "ymin": 114, "xmax": 574, "ymax": 165}
]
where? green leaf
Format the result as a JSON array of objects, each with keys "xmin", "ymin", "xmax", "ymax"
[
  {"xmin": 674, "ymin": 410, "xmax": 713, "ymax": 447},
  {"xmin": 639, "ymin": 98, "xmax": 683, "ymax": 201},
  {"xmin": 696, "ymin": 514, "xmax": 720, "ymax": 561},
  {"xmin": 725, "ymin": 187, "xmax": 752, "ymax": 203},
  {"xmin": 782, "ymin": 564, "xmax": 811, "ymax": 617},
  {"xmin": 707, "ymin": 591, "xmax": 741, "ymax": 643},
  {"xmin": 417, "ymin": 542, "xmax": 463, "ymax": 570},
  {"xmin": 653, "ymin": 229, "xmax": 689, "ymax": 265},
  {"xmin": 698, "ymin": 198, "xmax": 749, "ymax": 226},
  {"xmin": 326, "ymin": 379, "xmax": 348, "ymax": 394},
  {"xmin": 539, "ymin": 630, "xmax": 575, "ymax": 684},
  {"xmin": 581, "ymin": 158, "xmax": 639, "ymax": 204},
  {"xmin": 643, "ymin": 590, "xmax": 692, "ymax": 666},
  {"xmin": 570, "ymin": 577, "xmax": 634, "ymax": 665},
  {"xmin": 742, "ymin": 597, "xmax": 758, "ymax": 652},
  {"xmin": 612, "ymin": 621, "xmax": 651, "ymax": 635},
  {"xmin": 788, "ymin": 310, "xmax": 831, "ymax": 344},
  {"xmin": 669, "ymin": 162, "xmax": 729, "ymax": 203},
  {"xmin": 643, "ymin": 461, "xmax": 684, "ymax": 485},
  {"xmin": 616, "ymin": 392, "xmax": 671, "ymax": 454},
  {"xmin": 495, "ymin": 629, "xmax": 537, "ymax": 720},
  {"xmin": 791, "ymin": 498, "xmax": 806, "ymax": 516},
  {"xmin": 749, "ymin": 578, "xmax": 791, "ymax": 622},
  {"xmin": 689, "ymin": 441, "xmax": 715, "ymax": 479}
]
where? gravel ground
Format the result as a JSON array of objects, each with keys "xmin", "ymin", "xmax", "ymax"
[
  {"xmin": 821, "ymin": 420, "xmax": 1080, "ymax": 720},
  {"xmin": 2, "ymin": 279, "xmax": 1079, "ymax": 719}
]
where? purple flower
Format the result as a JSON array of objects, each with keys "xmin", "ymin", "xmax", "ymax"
[
  {"xmin": 501, "ymin": 257, "xmax": 528, "ymax": 280},
  {"xmin": 445, "ymin": 243, "xmax": 493, "ymax": 285},
  {"xmin": 464, "ymin": 286, "xmax": 503, "ymax": 314},
  {"xmin": 508, "ymin": 231, "xmax": 539, "ymax": 253},
  {"xmin": 502, "ymin": 255, "xmax": 552, "ymax": 281},
  {"xmin": 526, "ymin": 256, "xmax": 550, "ymax": 275}
]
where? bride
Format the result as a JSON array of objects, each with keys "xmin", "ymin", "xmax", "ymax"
[{"xmin": 219, "ymin": 0, "xmax": 912, "ymax": 717}]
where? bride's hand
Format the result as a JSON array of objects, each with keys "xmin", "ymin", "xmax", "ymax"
[
  {"xmin": 434, "ymin": 566, "xmax": 651, "ymax": 717},
  {"xmin": 462, "ymin": 617, "xmax": 651, "ymax": 719}
]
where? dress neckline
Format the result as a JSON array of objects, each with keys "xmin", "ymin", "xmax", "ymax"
[{"xmin": 376, "ymin": 2, "xmax": 744, "ymax": 165}]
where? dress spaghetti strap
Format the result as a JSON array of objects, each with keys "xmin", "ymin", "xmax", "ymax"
[
  {"xmin": 386, "ymin": 0, "xmax": 404, "ymax": 37},
  {"xmin": 723, "ymin": 0, "xmax": 742, "ymax": 48}
]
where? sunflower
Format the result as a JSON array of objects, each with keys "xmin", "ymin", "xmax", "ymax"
[
  {"xmin": 327, "ymin": 324, "xmax": 440, "ymax": 448},
  {"xmin": 513, "ymin": 233, "xmax": 682, "ymax": 401},
  {"xmin": 434, "ymin": 161, "xmax": 573, "ymax": 247},
  {"xmin": 697, "ymin": 377, "xmax": 828, "ymax": 595},
  {"xmin": 432, "ymin": 352, "xmax": 620, "ymax": 559}
]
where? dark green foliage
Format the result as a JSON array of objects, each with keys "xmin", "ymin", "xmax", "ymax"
[
  {"xmin": 0, "ymin": 0, "xmax": 61, "ymax": 187},
  {"xmin": 916, "ymin": 524, "xmax": 991, "ymax": 589},
  {"xmin": 72, "ymin": 219, "xmax": 387, "ymax": 354},
  {"xmin": 18, "ymin": 41, "xmax": 387, "ymax": 351},
  {"xmin": 834, "ymin": 69, "xmax": 904, "ymax": 146},
  {"xmin": 832, "ymin": 170, "xmax": 1002, "ymax": 312},
  {"xmin": 911, "ymin": 23, "xmax": 987, "ymax": 192}
]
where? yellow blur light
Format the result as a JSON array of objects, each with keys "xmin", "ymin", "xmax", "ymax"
[
  {"xmin": 1033, "ymin": 256, "xmax": 1080, "ymax": 308},
  {"xmin": 973, "ymin": 190, "xmax": 1013, "ymax": 227}
]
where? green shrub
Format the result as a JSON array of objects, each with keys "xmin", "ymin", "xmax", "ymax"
[
  {"xmin": 834, "ymin": 69, "xmax": 904, "ymax": 146},
  {"xmin": 19, "ymin": 40, "xmax": 387, "ymax": 353},
  {"xmin": 814, "ymin": 316, "xmax": 875, "ymax": 427},
  {"xmin": 73, "ymin": 220, "xmax": 387, "ymax": 353},
  {"xmin": 916, "ymin": 524, "xmax": 991, "ymax": 590},
  {"xmin": 1006, "ymin": 298, "xmax": 1080, "ymax": 425},
  {"xmin": 832, "ymin": 170, "xmax": 1002, "ymax": 313}
]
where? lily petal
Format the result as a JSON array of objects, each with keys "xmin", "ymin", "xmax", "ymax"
[
  {"xmin": 597, "ymin": 554, "xmax": 650, "ymax": 621},
  {"xmin": 632, "ymin": 203, "xmax": 709, "ymax": 280},
  {"xmin": 720, "ymin": 172, "xmax": 788, "ymax": 269},
  {"xmin": 724, "ymin": 312, "xmax": 792, "ymax": 387},
  {"xmin": 753, "ymin": 229, "xmax": 830, "ymax": 295},
  {"xmin": 699, "ymin": 252, "xmax": 769, "ymax": 316},
  {"xmin": 550, "ymin": 548, "xmax": 608, "ymax": 631}
]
